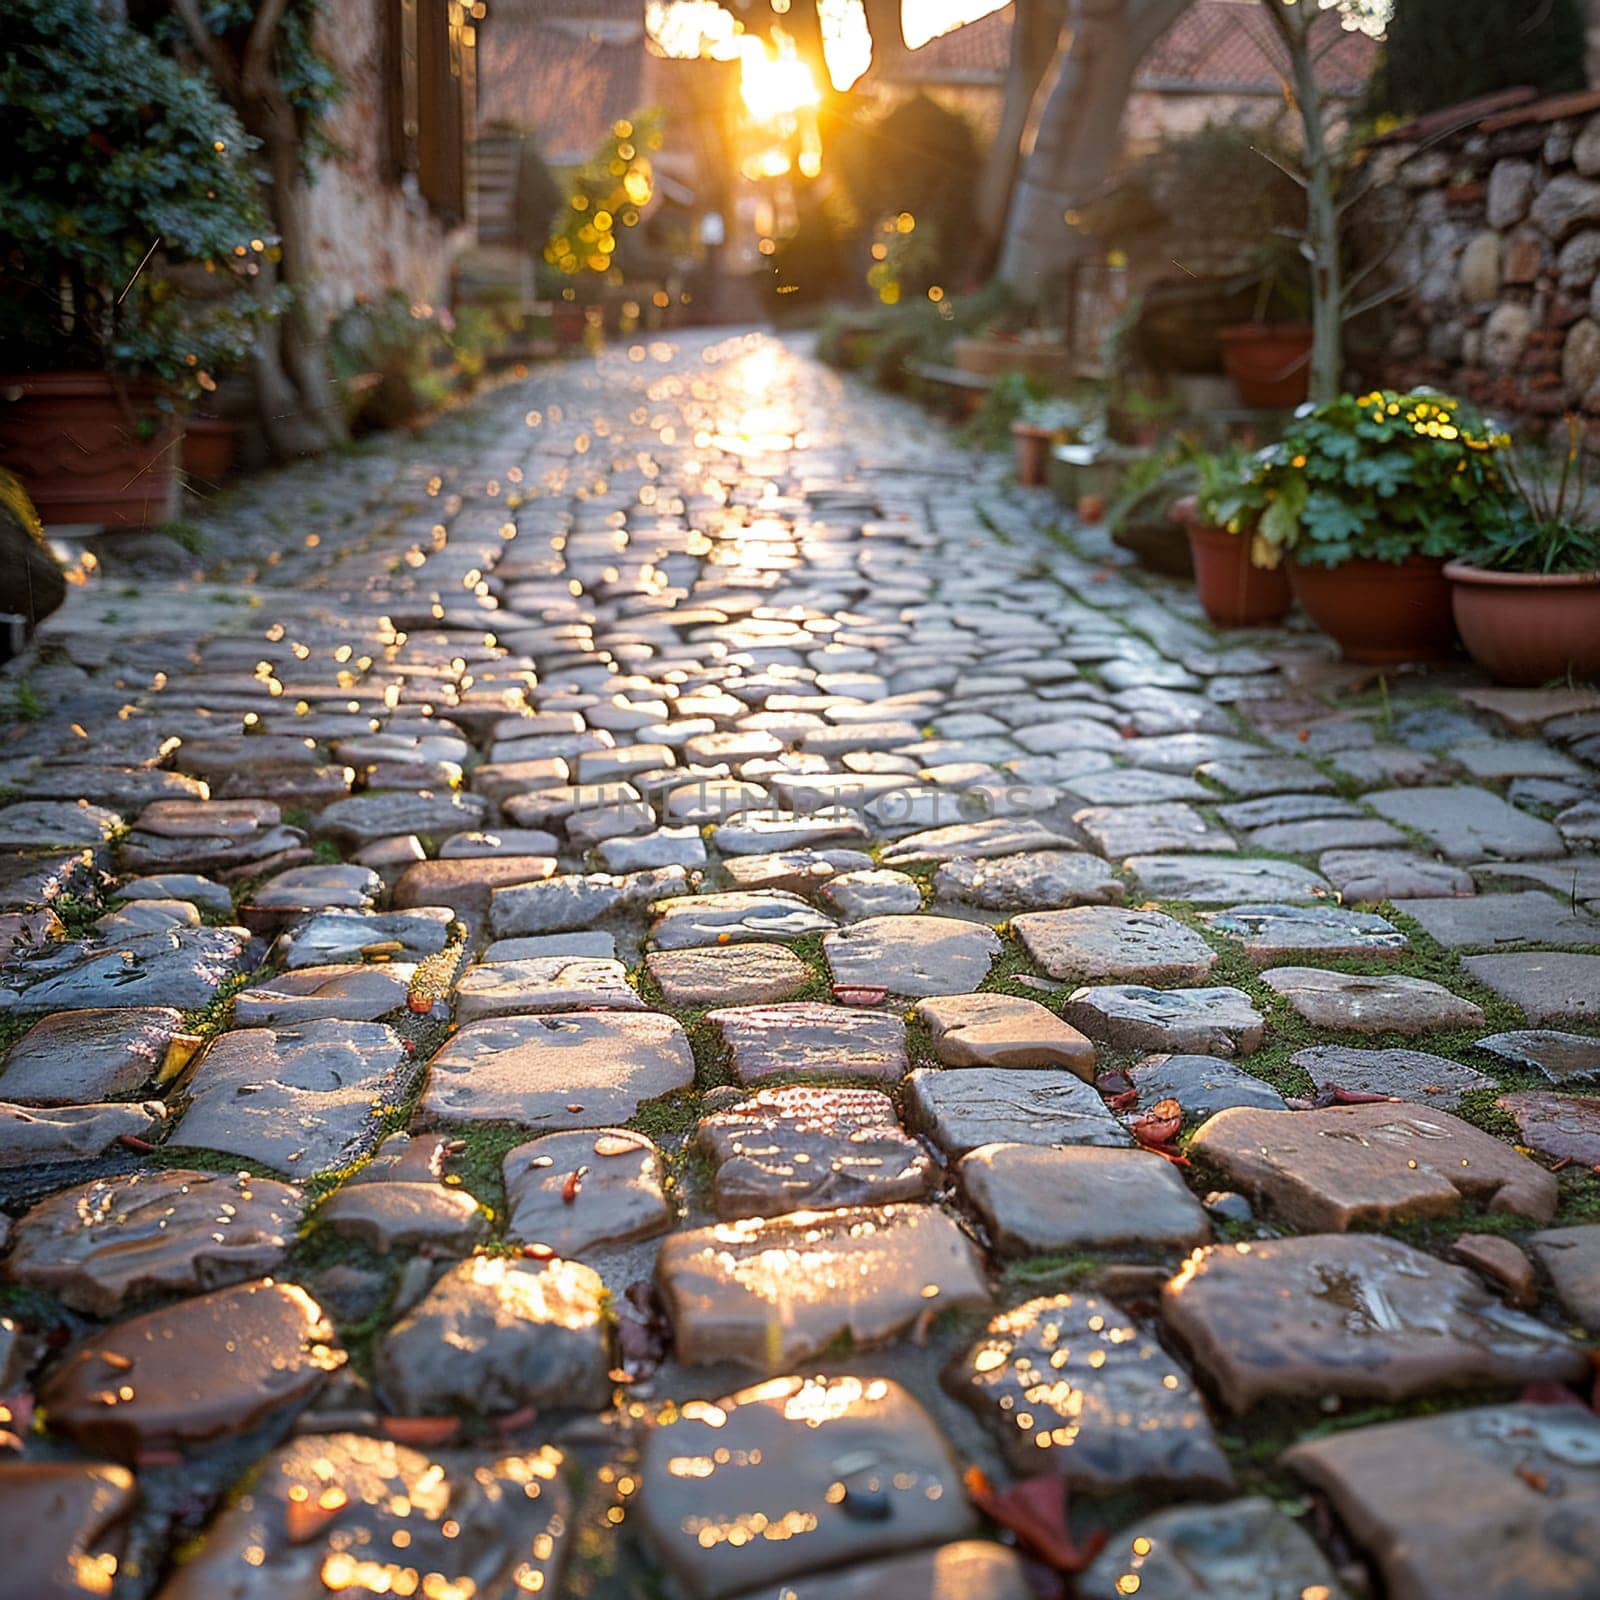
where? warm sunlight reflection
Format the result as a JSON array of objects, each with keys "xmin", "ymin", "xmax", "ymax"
[
  {"xmin": 901, "ymin": 0, "xmax": 1008, "ymax": 51},
  {"xmin": 737, "ymin": 31, "xmax": 822, "ymax": 119}
]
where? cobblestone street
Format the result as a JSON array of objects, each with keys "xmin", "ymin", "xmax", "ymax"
[{"xmin": 3, "ymin": 329, "xmax": 1600, "ymax": 1599}]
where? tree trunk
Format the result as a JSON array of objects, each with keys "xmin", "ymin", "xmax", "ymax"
[
  {"xmin": 254, "ymin": 95, "xmax": 348, "ymax": 450},
  {"xmin": 1265, "ymin": 1, "xmax": 1343, "ymax": 403},
  {"xmin": 975, "ymin": 0, "xmax": 1066, "ymax": 273},
  {"xmin": 997, "ymin": 0, "xmax": 1192, "ymax": 295},
  {"xmin": 249, "ymin": 254, "xmax": 331, "ymax": 460}
]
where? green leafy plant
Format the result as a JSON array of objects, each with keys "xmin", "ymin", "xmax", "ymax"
[
  {"xmin": 1466, "ymin": 418, "xmax": 1600, "ymax": 575},
  {"xmin": 0, "ymin": 0, "xmax": 276, "ymax": 398},
  {"xmin": 1190, "ymin": 445, "xmax": 1256, "ymax": 527},
  {"xmin": 1215, "ymin": 389, "xmax": 1511, "ymax": 569}
]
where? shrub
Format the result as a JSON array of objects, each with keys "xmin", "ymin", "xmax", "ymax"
[
  {"xmin": 1368, "ymin": 0, "xmax": 1586, "ymax": 118},
  {"xmin": 0, "ymin": 0, "xmax": 274, "ymax": 398},
  {"xmin": 1216, "ymin": 389, "xmax": 1511, "ymax": 568}
]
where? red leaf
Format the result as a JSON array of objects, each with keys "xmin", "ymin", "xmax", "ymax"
[
  {"xmin": 380, "ymin": 1416, "xmax": 458, "ymax": 1447},
  {"xmin": 963, "ymin": 1467, "xmax": 1106, "ymax": 1574},
  {"xmin": 562, "ymin": 1166, "xmax": 587, "ymax": 1205},
  {"xmin": 1131, "ymin": 1098, "xmax": 1182, "ymax": 1148}
]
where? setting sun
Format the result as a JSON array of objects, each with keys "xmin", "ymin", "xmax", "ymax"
[{"xmin": 737, "ymin": 31, "xmax": 823, "ymax": 119}]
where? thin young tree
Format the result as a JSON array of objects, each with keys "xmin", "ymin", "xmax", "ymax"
[
  {"xmin": 1256, "ymin": 0, "xmax": 1389, "ymax": 404},
  {"xmin": 169, "ymin": 0, "xmax": 346, "ymax": 457}
]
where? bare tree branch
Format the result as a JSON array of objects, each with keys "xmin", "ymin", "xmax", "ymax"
[
  {"xmin": 243, "ymin": 0, "xmax": 293, "ymax": 99},
  {"xmin": 169, "ymin": 0, "xmax": 240, "ymax": 99}
]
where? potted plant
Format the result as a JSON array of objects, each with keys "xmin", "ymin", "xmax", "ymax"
[
  {"xmin": 1012, "ymin": 394, "xmax": 1087, "ymax": 487},
  {"xmin": 1173, "ymin": 447, "xmax": 1293, "ymax": 625},
  {"xmin": 1233, "ymin": 389, "xmax": 1509, "ymax": 661},
  {"xmin": 0, "ymin": 0, "xmax": 271, "ymax": 526},
  {"xmin": 1445, "ymin": 420, "xmax": 1600, "ymax": 686}
]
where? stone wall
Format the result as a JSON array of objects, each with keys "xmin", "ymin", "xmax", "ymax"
[
  {"xmin": 1368, "ymin": 91, "xmax": 1600, "ymax": 435},
  {"xmin": 299, "ymin": 2, "xmax": 470, "ymax": 320}
]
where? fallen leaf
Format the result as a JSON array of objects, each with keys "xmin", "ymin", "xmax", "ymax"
[{"xmin": 963, "ymin": 1466, "xmax": 1106, "ymax": 1574}]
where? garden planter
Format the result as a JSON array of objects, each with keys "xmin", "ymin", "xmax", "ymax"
[
  {"xmin": 1011, "ymin": 422, "xmax": 1054, "ymax": 487},
  {"xmin": 1174, "ymin": 498, "xmax": 1291, "ymax": 626},
  {"xmin": 1219, "ymin": 323, "xmax": 1314, "ymax": 408},
  {"xmin": 1444, "ymin": 561, "xmax": 1600, "ymax": 686},
  {"xmin": 553, "ymin": 303, "xmax": 588, "ymax": 346},
  {"xmin": 952, "ymin": 335, "xmax": 1074, "ymax": 386},
  {"xmin": 1288, "ymin": 554, "xmax": 1457, "ymax": 663},
  {"xmin": 0, "ymin": 371, "xmax": 179, "ymax": 527},
  {"xmin": 180, "ymin": 416, "xmax": 242, "ymax": 483}
]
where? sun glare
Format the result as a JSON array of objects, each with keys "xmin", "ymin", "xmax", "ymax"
[{"xmin": 737, "ymin": 31, "xmax": 823, "ymax": 119}]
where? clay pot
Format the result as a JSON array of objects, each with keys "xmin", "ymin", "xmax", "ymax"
[
  {"xmin": 1288, "ymin": 554, "xmax": 1458, "ymax": 663},
  {"xmin": 180, "ymin": 416, "xmax": 242, "ymax": 483},
  {"xmin": 0, "ymin": 371, "xmax": 179, "ymax": 527},
  {"xmin": 1011, "ymin": 422, "xmax": 1054, "ymax": 487},
  {"xmin": 1444, "ymin": 560, "xmax": 1600, "ymax": 686},
  {"xmin": 1175, "ymin": 498, "xmax": 1292, "ymax": 627},
  {"xmin": 1218, "ymin": 323, "xmax": 1314, "ymax": 409}
]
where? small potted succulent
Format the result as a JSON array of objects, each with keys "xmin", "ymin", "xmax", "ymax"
[
  {"xmin": 1445, "ymin": 419, "xmax": 1600, "ymax": 685},
  {"xmin": 0, "ymin": 0, "xmax": 272, "ymax": 526},
  {"xmin": 1012, "ymin": 394, "xmax": 1087, "ymax": 487},
  {"xmin": 1173, "ymin": 446, "xmax": 1293, "ymax": 626},
  {"xmin": 1237, "ymin": 389, "xmax": 1510, "ymax": 662}
]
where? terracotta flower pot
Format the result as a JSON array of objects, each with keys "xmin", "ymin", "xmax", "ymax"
[
  {"xmin": 1288, "ymin": 554, "xmax": 1458, "ymax": 663},
  {"xmin": 1011, "ymin": 422, "xmax": 1054, "ymax": 487},
  {"xmin": 180, "ymin": 415, "xmax": 242, "ymax": 483},
  {"xmin": 1219, "ymin": 323, "xmax": 1314, "ymax": 409},
  {"xmin": 1174, "ymin": 497, "xmax": 1292, "ymax": 627},
  {"xmin": 0, "ymin": 370, "xmax": 179, "ymax": 527},
  {"xmin": 1444, "ymin": 560, "xmax": 1600, "ymax": 686}
]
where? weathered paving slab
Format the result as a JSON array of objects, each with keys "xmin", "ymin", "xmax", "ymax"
[
  {"xmin": 454, "ymin": 955, "xmax": 643, "ymax": 1020},
  {"xmin": 881, "ymin": 817, "xmax": 1081, "ymax": 865},
  {"xmin": 1164, "ymin": 1234, "xmax": 1586, "ymax": 1412},
  {"xmin": 1127, "ymin": 1054, "xmax": 1288, "ymax": 1117},
  {"xmin": 823, "ymin": 914, "xmax": 1001, "ymax": 997},
  {"xmin": 156, "ymin": 1433, "xmax": 572, "ymax": 1600},
  {"xmin": 1393, "ymin": 889, "xmax": 1600, "ymax": 949},
  {"xmin": 1291, "ymin": 1044, "xmax": 1493, "ymax": 1108},
  {"xmin": 645, "ymin": 943, "xmax": 812, "ymax": 1005},
  {"xmin": 316, "ymin": 1132, "xmax": 486, "ymax": 1255},
  {"xmin": 769, "ymin": 1544, "xmax": 1034, "ymax": 1600},
  {"xmin": 1013, "ymin": 906, "xmax": 1218, "ymax": 984},
  {"xmin": 1079, "ymin": 1497, "xmax": 1348, "ymax": 1600},
  {"xmin": 944, "ymin": 1294, "xmax": 1233, "ymax": 1490},
  {"xmin": 375, "ymin": 1255, "xmax": 611, "ymax": 1414},
  {"xmin": 173, "ymin": 1021, "xmax": 414, "ymax": 1174},
  {"xmin": 0, "ymin": 1460, "xmax": 138, "ymax": 1600},
  {"xmin": 0, "ymin": 926, "xmax": 252, "ymax": 1013},
  {"xmin": 1476, "ymin": 1029, "xmax": 1600, "ymax": 1084},
  {"xmin": 1261, "ymin": 967, "xmax": 1484, "ymax": 1033},
  {"xmin": 1319, "ymin": 848, "xmax": 1477, "ymax": 901},
  {"xmin": 280, "ymin": 907, "xmax": 453, "ymax": 968},
  {"xmin": 421, "ymin": 1012, "xmax": 694, "ymax": 1129},
  {"xmin": 40, "ymin": 1279, "xmax": 342, "ymax": 1459},
  {"xmin": 697, "ymin": 1085, "xmax": 934, "ymax": 1218},
  {"xmin": 905, "ymin": 1065, "xmax": 1132, "ymax": 1156},
  {"xmin": 649, "ymin": 889, "xmax": 833, "ymax": 949},
  {"xmin": 232, "ymin": 962, "xmax": 416, "ymax": 1026},
  {"xmin": 1366, "ymin": 785, "xmax": 1566, "ymax": 860},
  {"xmin": 1072, "ymin": 802, "xmax": 1235, "ymax": 859},
  {"xmin": 1284, "ymin": 1405, "xmax": 1600, "ymax": 1600},
  {"xmin": 1187, "ymin": 1103, "xmax": 1558, "ymax": 1229},
  {"xmin": 502, "ymin": 1127, "xmax": 672, "ymax": 1254},
  {"xmin": 1062, "ymin": 985, "xmax": 1266, "ymax": 1056},
  {"xmin": 912, "ymin": 992, "xmax": 1095, "ymax": 1077},
  {"xmin": 706, "ymin": 1001, "xmax": 907, "ymax": 1082},
  {"xmin": 1126, "ymin": 854, "xmax": 1332, "ymax": 904},
  {"xmin": 637, "ymin": 1375, "xmax": 975, "ymax": 1600},
  {"xmin": 657, "ymin": 1205, "xmax": 989, "ymax": 1370},
  {"xmin": 933, "ymin": 849, "xmax": 1124, "ymax": 910},
  {"xmin": 1202, "ymin": 902, "xmax": 1408, "ymax": 962},
  {"xmin": 0, "ymin": 1099, "xmax": 166, "ymax": 1168},
  {"xmin": 1460, "ymin": 953, "xmax": 1600, "ymax": 1025},
  {"xmin": 1495, "ymin": 1090, "xmax": 1600, "ymax": 1165},
  {"xmin": 0, "ymin": 1005, "xmax": 185, "ymax": 1104},
  {"xmin": 959, "ymin": 1142, "xmax": 1210, "ymax": 1256},
  {"xmin": 1527, "ymin": 1225, "xmax": 1600, "ymax": 1326},
  {"xmin": 3, "ymin": 1167, "xmax": 302, "ymax": 1315}
]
